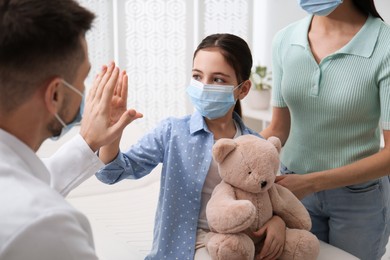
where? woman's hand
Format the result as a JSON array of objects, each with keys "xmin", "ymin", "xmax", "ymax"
[
  {"xmin": 275, "ymin": 174, "xmax": 314, "ymax": 200},
  {"xmin": 253, "ymin": 215, "xmax": 286, "ymax": 260}
]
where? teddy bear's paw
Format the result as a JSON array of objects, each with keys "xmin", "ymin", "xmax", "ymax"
[
  {"xmin": 206, "ymin": 233, "xmax": 255, "ymax": 260},
  {"xmin": 279, "ymin": 229, "xmax": 320, "ymax": 260},
  {"xmin": 210, "ymin": 200, "xmax": 256, "ymax": 233}
]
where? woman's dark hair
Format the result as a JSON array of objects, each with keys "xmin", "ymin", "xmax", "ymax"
[
  {"xmin": 352, "ymin": 0, "xmax": 383, "ymax": 20},
  {"xmin": 193, "ymin": 33, "xmax": 253, "ymax": 117}
]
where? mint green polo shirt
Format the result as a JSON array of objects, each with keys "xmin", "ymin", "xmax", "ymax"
[{"xmin": 272, "ymin": 15, "xmax": 390, "ymax": 174}]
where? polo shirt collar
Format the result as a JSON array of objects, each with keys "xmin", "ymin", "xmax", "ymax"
[
  {"xmin": 338, "ymin": 15, "xmax": 380, "ymax": 58},
  {"xmin": 290, "ymin": 15, "xmax": 380, "ymax": 58},
  {"xmin": 290, "ymin": 15, "xmax": 312, "ymax": 48}
]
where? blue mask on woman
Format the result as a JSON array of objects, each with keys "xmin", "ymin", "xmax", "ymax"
[
  {"xmin": 51, "ymin": 80, "xmax": 84, "ymax": 140},
  {"xmin": 186, "ymin": 78, "xmax": 242, "ymax": 120},
  {"xmin": 298, "ymin": 0, "xmax": 343, "ymax": 16}
]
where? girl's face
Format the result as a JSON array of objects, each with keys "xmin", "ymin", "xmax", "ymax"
[
  {"xmin": 189, "ymin": 47, "xmax": 251, "ymax": 120},
  {"xmin": 192, "ymin": 48, "xmax": 239, "ymax": 88}
]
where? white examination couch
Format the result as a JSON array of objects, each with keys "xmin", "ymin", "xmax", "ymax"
[
  {"xmin": 66, "ymin": 171, "xmax": 359, "ymax": 260},
  {"xmin": 39, "ymin": 125, "xmax": 362, "ymax": 260}
]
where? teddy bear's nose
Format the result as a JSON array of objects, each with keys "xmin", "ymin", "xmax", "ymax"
[{"xmin": 261, "ymin": 181, "xmax": 267, "ymax": 188}]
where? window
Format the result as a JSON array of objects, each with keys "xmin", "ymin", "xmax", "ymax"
[{"xmin": 79, "ymin": 0, "xmax": 253, "ymax": 130}]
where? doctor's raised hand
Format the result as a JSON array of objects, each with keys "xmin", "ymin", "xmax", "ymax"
[{"xmin": 80, "ymin": 62, "xmax": 143, "ymax": 152}]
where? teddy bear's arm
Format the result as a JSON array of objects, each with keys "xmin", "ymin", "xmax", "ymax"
[
  {"xmin": 268, "ymin": 184, "xmax": 312, "ymax": 230},
  {"xmin": 206, "ymin": 181, "xmax": 256, "ymax": 234}
]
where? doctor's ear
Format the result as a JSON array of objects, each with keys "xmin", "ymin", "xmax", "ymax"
[
  {"xmin": 238, "ymin": 79, "xmax": 251, "ymax": 100},
  {"xmin": 43, "ymin": 78, "xmax": 63, "ymax": 114}
]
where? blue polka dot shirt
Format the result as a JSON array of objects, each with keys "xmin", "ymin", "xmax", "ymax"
[{"xmin": 96, "ymin": 111, "xmax": 260, "ymax": 259}]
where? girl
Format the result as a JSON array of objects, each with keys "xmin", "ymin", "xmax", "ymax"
[{"xmin": 97, "ymin": 33, "xmax": 285, "ymax": 260}]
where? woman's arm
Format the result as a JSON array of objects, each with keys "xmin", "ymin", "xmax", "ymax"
[
  {"xmin": 277, "ymin": 130, "xmax": 390, "ymax": 199},
  {"xmin": 261, "ymin": 28, "xmax": 291, "ymax": 145},
  {"xmin": 260, "ymin": 107, "xmax": 291, "ymax": 145}
]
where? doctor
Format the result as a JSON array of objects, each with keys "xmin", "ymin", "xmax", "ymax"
[{"xmin": 0, "ymin": 0, "xmax": 142, "ymax": 259}]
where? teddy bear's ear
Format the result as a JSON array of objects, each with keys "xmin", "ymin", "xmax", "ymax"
[
  {"xmin": 268, "ymin": 136, "xmax": 281, "ymax": 153},
  {"xmin": 212, "ymin": 138, "xmax": 237, "ymax": 163}
]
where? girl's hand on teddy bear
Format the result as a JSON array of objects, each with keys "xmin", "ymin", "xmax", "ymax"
[{"xmin": 253, "ymin": 215, "xmax": 286, "ymax": 260}]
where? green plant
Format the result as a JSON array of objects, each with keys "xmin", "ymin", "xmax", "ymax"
[{"xmin": 250, "ymin": 65, "xmax": 272, "ymax": 91}]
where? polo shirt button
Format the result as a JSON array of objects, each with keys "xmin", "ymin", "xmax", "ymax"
[{"xmin": 311, "ymin": 85, "xmax": 319, "ymax": 96}]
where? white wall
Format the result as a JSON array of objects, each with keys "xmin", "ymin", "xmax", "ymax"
[
  {"xmin": 39, "ymin": 0, "xmax": 390, "ymax": 156},
  {"xmin": 39, "ymin": 0, "xmax": 255, "ymax": 156},
  {"xmin": 376, "ymin": 0, "xmax": 390, "ymax": 22},
  {"xmin": 252, "ymin": 0, "xmax": 305, "ymax": 66},
  {"xmin": 252, "ymin": 0, "xmax": 390, "ymax": 68}
]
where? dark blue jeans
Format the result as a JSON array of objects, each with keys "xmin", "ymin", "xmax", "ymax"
[{"xmin": 280, "ymin": 164, "xmax": 390, "ymax": 260}]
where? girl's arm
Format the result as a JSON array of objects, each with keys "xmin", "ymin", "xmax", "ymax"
[{"xmin": 99, "ymin": 137, "xmax": 121, "ymax": 164}]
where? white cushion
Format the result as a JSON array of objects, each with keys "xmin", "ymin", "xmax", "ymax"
[
  {"xmin": 67, "ymin": 175, "xmax": 359, "ymax": 260},
  {"xmin": 318, "ymin": 241, "xmax": 358, "ymax": 260}
]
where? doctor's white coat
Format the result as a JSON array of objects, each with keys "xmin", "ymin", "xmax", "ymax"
[{"xmin": 0, "ymin": 129, "xmax": 104, "ymax": 260}]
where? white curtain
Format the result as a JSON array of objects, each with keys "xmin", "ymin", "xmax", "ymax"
[{"xmin": 78, "ymin": 0, "xmax": 253, "ymax": 131}]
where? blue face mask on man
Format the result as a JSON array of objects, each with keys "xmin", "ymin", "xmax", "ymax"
[
  {"xmin": 186, "ymin": 78, "xmax": 242, "ymax": 120},
  {"xmin": 298, "ymin": 0, "xmax": 343, "ymax": 16},
  {"xmin": 51, "ymin": 80, "xmax": 84, "ymax": 140}
]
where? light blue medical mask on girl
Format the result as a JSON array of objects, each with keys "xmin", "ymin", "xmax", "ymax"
[
  {"xmin": 51, "ymin": 80, "xmax": 84, "ymax": 140},
  {"xmin": 186, "ymin": 78, "xmax": 242, "ymax": 120},
  {"xmin": 298, "ymin": 0, "xmax": 343, "ymax": 16}
]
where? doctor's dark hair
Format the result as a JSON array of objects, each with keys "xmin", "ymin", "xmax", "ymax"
[
  {"xmin": 0, "ymin": 0, "xmax": 95, "ymax": 112},
  {"xmin": 352, "ymin": 0, "xmax": 383, "ymax": 20},
  {"xmin": 193, "ymin": 33, "xmax": 253, "ymax": 117}
]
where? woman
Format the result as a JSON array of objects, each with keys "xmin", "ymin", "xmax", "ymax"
[
  {"xmin": 261, "ymin": 0, "xmax": 390, "ymax": 259},
  {"xmin": 96, "ymin": 34, "xmax": 285, "ymax": 260}
]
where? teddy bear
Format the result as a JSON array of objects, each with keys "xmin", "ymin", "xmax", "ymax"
[{"xmin": 205, "ymin": 135, "xmax": 320, "ymax": 260}]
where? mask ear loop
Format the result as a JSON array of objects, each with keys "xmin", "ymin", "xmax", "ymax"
[
  {"xmin": 54, "ymin": 80, "xmax": 84, "ymax": 128},
  {"xmin": 62, "ymin": 80, "xmax": 84, "ymax": 97},
  {"xmin": 234, "ymin": 81, "xmax": 245, "ymax": 90},
  {"xmin": 54, "ymin": 113, "xmax": 67, "ymax": 127},
  {"xmin": 233, "ymin": 81, "xmax": 246, "ymax": 102}
]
